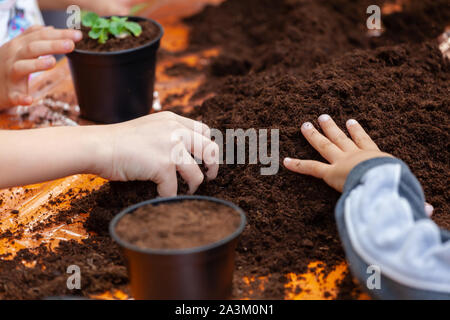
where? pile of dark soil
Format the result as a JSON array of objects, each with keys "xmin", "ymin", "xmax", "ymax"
[
  {"xmin": 115, "ymin": 200, "xmax": 241, "ymax": 250},
  {"xmin": 0, "ymin": 238, "xmax": 128, "ymax": 299},
  {"xmin": 75, "ymin": 20, "xmax": 160, "ymax": 52},
  {"xmin": 0, "ymin": 0, "xmax": 448, "ymax": 299}
]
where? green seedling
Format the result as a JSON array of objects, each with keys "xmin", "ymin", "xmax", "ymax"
[{"xmin": 81, "ymin": 12, "xmax": 143, "ymax": 44}]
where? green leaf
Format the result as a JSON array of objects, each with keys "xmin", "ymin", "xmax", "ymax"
[
  {"xmin": 98, "ymin": 29, "xmax": 109, "ymax": 44},
  {"xmin": 81, "ymin": 12, "xmax": 99, "ymax": 27},
  {"xmin": 93, "ymin": 17, "xmax": 110, "ymax": 29},
  {"xmin": 124, "ymin": 21, "xmax": 142, "ymax": 37},
  {"xmin": 111, "ymin": 16, "xmax": 128, "ymax": 24},
  {"xmin": 109, "ymin": 18, "xmax": 127, "ymax": 36},
  {"xmin": 84, "ymin": 13, "xmax": 141, "ymax": 43},
  {"xmin": 88, "ymin": 28, "xmax": 102, "ymax": 39}
]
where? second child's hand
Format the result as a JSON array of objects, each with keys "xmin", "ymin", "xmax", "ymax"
[
  {"xmin": 283, "ymin": 114, "xmax": 434, "ymax": 215},
  {"xmin": 284, "ymin": 114, "xmax": 392, "ymax": 192},
  {"xmin": 0, "ymin": 26, "xmax": 82, "ymax": 109}
]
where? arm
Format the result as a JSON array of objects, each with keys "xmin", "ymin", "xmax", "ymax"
[
  {"xmin": 0, "ymin": 125, "xmax": 105, "ymax": 188},
  {"xmin": 336, "ymin": 158, "xmax": 450, "ymax": 299},
  {"xmin": 284, "ymin": 114, "xmax": 450, "ymax": 299},
  {"xmin": 0, "ymin": 112, "xmax": 219, "ymax": 196}
]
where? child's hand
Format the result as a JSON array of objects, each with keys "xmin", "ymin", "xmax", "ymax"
[
  {"xmin": 94, "ymin": 112, "xmax": 219, "ymax": 197},
  {"xmin": 284, "ymin": 115, "xmax": 392, "ymax": 192},
  {"xmin": 0, "ymin": 26, "xmax": 82, "ymax": 109}
]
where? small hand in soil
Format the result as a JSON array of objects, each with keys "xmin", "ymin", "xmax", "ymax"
[
  {"xmin": 94, "ymin": 111, "xmax": 219, "ymax": 196},
  {"xmin": 284, "ymin": 115, "xmax": 392, "ymax": 192}
]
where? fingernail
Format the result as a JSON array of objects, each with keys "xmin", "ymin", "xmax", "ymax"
[
  {"xmin": 318, "ymin": 114, "xmax": 331, "ymax": 122},
  {"xmin": 302, "ymin": 122, "xmax": 313, "ymax": 130},
  {"xmin": 43, "ymin": 57, "xmax": 54, "ymax": 67},
  {"xmin": 73, "ymin": 30, "xmax": 82, "ymax": 41},
  {"xmin": 347, "ymin": 119, "xmax": 357, "ymax": 126},
  {"xmin": 284, "ymin": 157, "xmax": 291, "ymax": 165},
  {"xmin": 424, "ymin": 203, "xmax": 434, "ymax": 217},
  {"xmin": 63, "ymin": 40, "xmax": 73, "ymax": 50}
]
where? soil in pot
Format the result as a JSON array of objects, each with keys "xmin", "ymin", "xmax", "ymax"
[
  {"xmin": 76, "ymin": 20, "xmax": 160, "ymax": 52},
  {"xmin": 115, "ymin": 200, "xmax": 242, "ymax": 250}
]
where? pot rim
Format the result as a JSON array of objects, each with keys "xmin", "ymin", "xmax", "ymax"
[
  {"xmin": 109, "ymin": 195, "xmax": 247, "ymax": 255},
  {"xmin": 70, "ymin": 15, "xmax": 164, "ymax": 56}
]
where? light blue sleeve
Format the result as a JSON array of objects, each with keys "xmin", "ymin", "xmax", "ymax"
[{"xmin": 335, "ymin": 157, "xmax": 450, "ymax": 299}]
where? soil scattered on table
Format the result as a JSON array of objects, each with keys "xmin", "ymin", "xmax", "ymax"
[
  {"xmin": 164, "ymin": 62, "xmax": 202, "ymax": 77},
  {"xmin": 116, "ymin": 200, "xmax": 241, "ymax": 250},
  {"xmin": 0, "ymin": 0, "xmax": 448, "ymax": 300},
  {"xmin": 18, "ymin": 94, "xmax": 79, "ymax": 127},
  {"xmin": 75, "ymin": 20, "xmax": 160, "ymax": 52}
]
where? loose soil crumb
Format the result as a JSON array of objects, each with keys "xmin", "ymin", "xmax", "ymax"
[
  {"xmin": 0, "ymin": 0, "xmax": 448, "ymax": 300},
  {"xmin": 335, "ymin": 271, "xmax": 364, "ymax": 300},
  {"xmin": 75, "ymin": 20, "xmax": 160, "ymax": 52},
  {"xmin": 116, "ymin": 200, "xmax": 241, "ymax": 250}
]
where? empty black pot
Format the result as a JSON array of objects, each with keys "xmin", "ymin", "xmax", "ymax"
[
  {"xmin": 67, "ymin": 16, "xmax": 163, "ymax": 123},
  {"xmin": 109, "ymin": 196, "xmax": 246, "ymax": 300}
]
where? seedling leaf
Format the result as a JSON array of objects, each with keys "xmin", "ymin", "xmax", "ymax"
[
  {"xmin": 82, "ymin": 12, "xmax": 143, "ymax": 44},
  {"xmin": 93, "ymin": 17, "xmax": 109, "ymax": 29},
  {"xmin": 88, "ymin": 28, "xmax": 102, "ymax": 39},
  {"xmin": 82, "ymin": 12, "xmax": 99, "ymax": 27},
  {"xmin": 109, "ymin": 17, "xmax": 127, "ymax": 36},
  {"xmin": 124, "ymin": 21, "xmax": 142, "ymax": 37},
  {"xmin": 111, "ymin": 16, "xmax": 128, "ymax": 24},
  {"xmin": 98, "ymin": 29, "xmax": 109, "ymax": 44}
]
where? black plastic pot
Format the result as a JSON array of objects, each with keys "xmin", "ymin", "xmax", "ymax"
[
  {"xmin": 67, "ymin": 16, "xmax": 163, "ymax": 123},
  {"xmin": 109, "ymin": 195, "xmax": 246, "ymax": 300}
]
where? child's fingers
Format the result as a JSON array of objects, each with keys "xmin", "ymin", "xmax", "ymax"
[
  {"xmin": 21, "ymin": 27, "xmax": 82, "ymax": 45},
  {"xmin": 301, "ymin": 122, "xmax": 342, "ymax": 162},
  {"xmin": 425, "ymin": 202, "xmax": 434, "ymax": 217},
  {"xmin": 318, "ymin": 114, "xmax": 358, "ymax": 151},
  {"xmin": 11, "ymin": 57, "xmax": 56, "ymax": 79},
  {"xmin": 18, "ymin": 40, "xmax": 75, "ymax": 59},
  {"xmin": 346, "ymin": 119, "xmax": 380, "ymax": 151},
  {"xmin": 176, "ymin": 148, "xmax": 204, "ymax": 194},
  {"xmin": 9, "ymin": 92, "xmax": 33, "ymax": 106},
  {"xmin": 176, "ymin": 128, "xmax": 219, "ymax": 181},
  {"xmin": 202, "ymin": 141, "xmax": 220, "ymax": 180},
  {"xmin": 156, "ymin": 169, "xmax": 178, "ymax": 197},
  {"xmin": 283, "ymin": 157, "xmax": 330, "ymax": 179},
  {"xmin": 22, "ymin": 25, "xmax": 45, "ymax": 35}
]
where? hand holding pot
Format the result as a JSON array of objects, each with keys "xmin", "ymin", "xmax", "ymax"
[
  {"xmin": 96, "ymin": 111, "xmax": 219, "ymax": 196},
  {"xmin": 284, "ymin": 115, "xmax": 392, "ymax": 192},
  {"xmin": 0, "ymin": 26, "xmax": 82, "ymax": 109}
]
